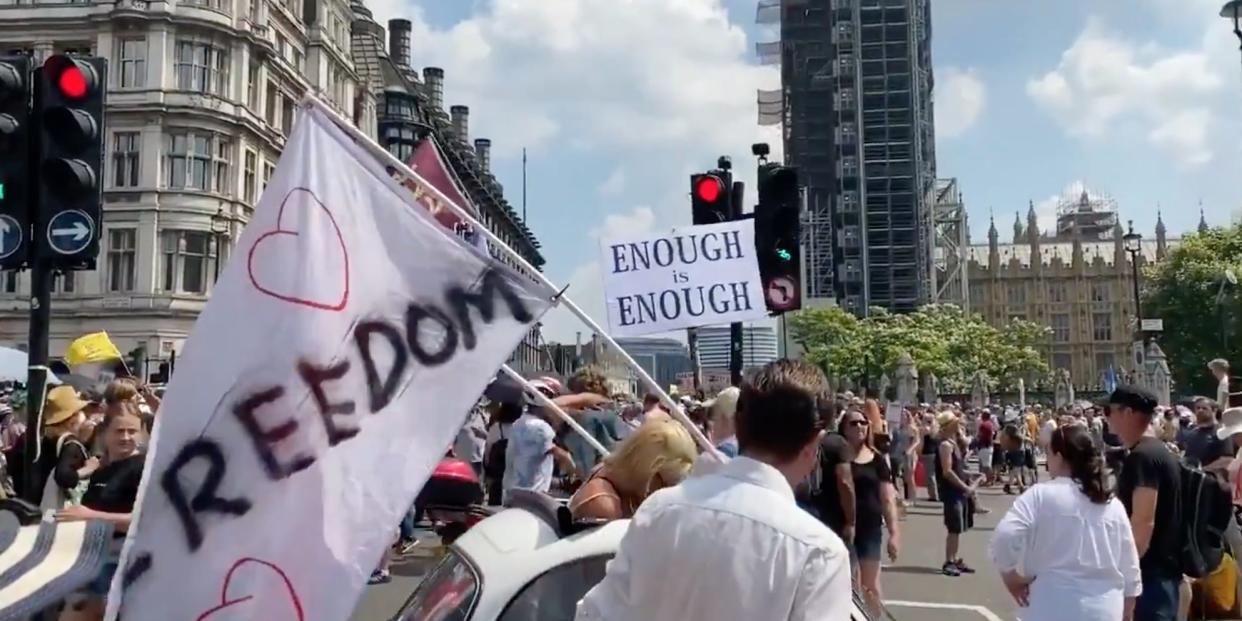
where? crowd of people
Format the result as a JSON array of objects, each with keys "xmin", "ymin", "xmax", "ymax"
[
  {"xmin": 0, "ymin": 376, "xmax": 160, "ymax": 621},
  {"xmin": 6, "ymin": 354, "xmax": 1233, "ymax": 621},
  {"xmin": 401, "ymin": 355, "xmax": 1242, "ymax": 621}
]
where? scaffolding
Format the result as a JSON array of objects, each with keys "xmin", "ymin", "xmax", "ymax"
[
  {"xmin": 1053, "ymin": 184, "xmax": 1120, "ymax": 240},
  {"xmin": 930, "ymin": 178, "xmax": 969, "ymax": 310},
  {"xmin": 766, "ymin": 0, "xmax": 838, "ymax": 304}
]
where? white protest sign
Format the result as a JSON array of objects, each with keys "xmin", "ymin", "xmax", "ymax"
[
  {"xmin": 600, "ymin": 220, "xmax": 766, "ymax": 337},
  {"xmin": 108, "ymin": 103, "xmax": 555, "ymax": 621}
]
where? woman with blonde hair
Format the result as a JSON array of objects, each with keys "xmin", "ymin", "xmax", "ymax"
[{"xmin": 569, "ymin": 418, "xmax": 697, "ymax": 521}]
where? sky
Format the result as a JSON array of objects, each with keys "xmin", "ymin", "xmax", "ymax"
[{"xmin": 365, "ymin": 0, "xmax": 1242, "ymax": 343}]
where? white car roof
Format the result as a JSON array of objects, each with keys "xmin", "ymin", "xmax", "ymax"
[
  {"xmin": 453, "ymin": 507, "xmax": 628, "ymax": 620},
  {"xmin": 446, "ymin": 500, "xmax": 870, "ymax": 621}
]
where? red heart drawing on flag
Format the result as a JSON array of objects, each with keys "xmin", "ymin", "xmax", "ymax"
[
  {"xmin": 247, "ymin": 187, "xmax": 350, "ymax": 311},
  {"xmin": 195, "ymin": 558, "xmax": 305, "ymax": 621}
]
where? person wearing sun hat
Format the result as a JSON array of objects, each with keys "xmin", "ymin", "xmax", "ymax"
[
  {"xmin": 934, "ymin": 410, "xmax": 977, "ymax": 577},
  {"xmin": 37, "ymin": 386, "xmax": 97, "ymax": 511}
]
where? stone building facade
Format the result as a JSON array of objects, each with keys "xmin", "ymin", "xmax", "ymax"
[
  {"xmin": 966, "ymin": 191, "xmax": 1181, "ymax": 390},
  {"xmin": 348, "ymin": 4, "xmax": 548, "ymax": 374},
  {"xmin": 0, "ymin": 0, "xmax": 366, "ymax": 375}
]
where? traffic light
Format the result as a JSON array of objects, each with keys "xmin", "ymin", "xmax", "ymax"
[
  {"xmin": 127, "ymin": 344, "xmax": 146, "ymax": 379},
  {"xmin": 755, "ymin": 164, "xmax": 802, "ymax": 314},
  {"xmin": 0, "ymin": 55, "xmax": 31, "ymax": 269},
  {"xmin": 34, "ymin": 54, "xmax": 106, "ymax": 267},
  {"xmin": 691, "ymin": 172, "xmax": 731, "ymax": 225}
]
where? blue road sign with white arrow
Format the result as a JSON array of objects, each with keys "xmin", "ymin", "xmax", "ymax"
[
  {"xmin": 0, "ymin": 215, "xmax": 22, "ymax": 261},
  {"xmin": 46, "ymin": 210, "xmax": 94, "ymax": 256}
]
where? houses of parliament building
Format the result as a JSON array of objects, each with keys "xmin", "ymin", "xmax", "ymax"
[{"xmin": 966, "ymin": 188, "xmax": 1195, "ymax": 390}]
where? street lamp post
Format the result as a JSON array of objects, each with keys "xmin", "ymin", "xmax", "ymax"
[
  {"xmin": 210, "ymin": 206, "xmax": 229, "ymax": 283},
  {"xmin": 1223, "ymin": 1, "xmax": 1242, "ymax": 73},
  {"xmin": 1122, "ymin": 221, "xmax": 1146, "ymax": 345},
  {"xmin": 1218, "ymin": 269, "xmax": 1238, "ymax": 351}
]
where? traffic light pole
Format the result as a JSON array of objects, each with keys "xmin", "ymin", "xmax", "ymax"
[
  {"xmin": 727, "ymin": 160, "xmax": 744, "ymax": 388},
  {"xmin": 686, "ymin": 327, "xmax": 702, "ymax": 395},
  {"xmin": 22, "ymin": 258, "xmax": 51, "ymax": 503}
]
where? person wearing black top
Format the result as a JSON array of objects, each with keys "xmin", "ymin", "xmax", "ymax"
[
  {"xmin": 1108, "ymin": 385, "xmax": 1182, "ymax": 621},
  {"xmin": 55, "ymin": 400, "xmax": 145, "ymax": 621},
  {"xmin": 919, "ymin": 418, "xmax": 940, "ymax": 502},
  {"xmin": 811, "ymin": 430, "xmax": 856, "ymax": 544},
  {"xmin": 37, "ymin": 386, "xmax": 96, "ymax": 509},
  {"xmin": 935, "ymin": 412, "xmax": 977, "ymax": 577},
  {"xmin": 1181, "ymin": 397, "xmax": 1234, "ymax": 472},
  {"xmin": 838, "ymin": 409, "xmax": 899, "ymax": 617}
]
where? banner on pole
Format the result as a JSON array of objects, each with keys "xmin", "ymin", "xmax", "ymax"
[
  {"xmin": 600, "ymin": 220, "xmax": 766, "ymax": 337},
  {"xmin": 109, "ymin": 103, "xmax": 555, "ymax": 621}
]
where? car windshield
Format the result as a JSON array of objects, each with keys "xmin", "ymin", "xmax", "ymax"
[{"xmin": 393, "ymin": 551, "xmax": 480, "ymax": 621}]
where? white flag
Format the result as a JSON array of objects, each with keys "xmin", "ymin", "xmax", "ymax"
[{"xmin": 108, "ymin": 102, "xmax": 555, "ymax": 621}]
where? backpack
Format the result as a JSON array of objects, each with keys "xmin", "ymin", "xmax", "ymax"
[
  {"xmin": 484, "ymin": 425, "xmax": 507, "ymax": 480},
  {"xmin": 1180, "ymin": 464, "xmax": 1234, "ymax": 579}
]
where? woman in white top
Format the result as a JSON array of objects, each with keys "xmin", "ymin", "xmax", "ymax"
[{"xmin": 989, "ymin": 424, "xmax": 1141, "ymax": 621}]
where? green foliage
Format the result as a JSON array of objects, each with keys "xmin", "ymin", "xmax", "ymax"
[
  {"xmin": 788, "ymin": 304, "xmax": 1050, "ymax": 392},
  {"xmin": 1142, "ymin": 224, "xmax": 1242, "ymax": 395}
]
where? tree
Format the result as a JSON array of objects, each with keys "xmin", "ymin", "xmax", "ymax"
[
  {"xmin": 1142, "ymin": 224, "xmax": 1242, "ymax": 396},
  {"xmin": 788, "ymin": 304, "xmax": 1049, "ymax": 393}
]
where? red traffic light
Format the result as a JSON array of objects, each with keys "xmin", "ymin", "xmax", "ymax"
[
  {"xmin": 43, "ymin": 55, "xmax": 96, "ymax": 101},
  {"xmin": 695, "ymin": 175, "xmax": 724, "ymax": 203},
  {"xmin": 58, "ymin": 66, "xmax": 87, "ymax": 99}
]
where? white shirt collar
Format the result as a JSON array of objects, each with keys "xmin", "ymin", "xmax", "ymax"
[{"xmin": 716, "ymin": 455, "xmax": 795, "ymax": 503}]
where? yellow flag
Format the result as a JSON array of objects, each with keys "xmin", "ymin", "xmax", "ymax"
[{"xmin": 65, "ymin": 332, "xmax": 122, "ymax": 367}]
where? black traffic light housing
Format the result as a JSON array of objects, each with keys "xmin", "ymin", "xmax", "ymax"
[
  {"xmin": 0, "ymin": 55, "xmax": 31, "ymax": 270},
  {"xmin": 34, "ymin": 54, "xmax": 105, "ymax": 268},
  {"xmin": 691, "ymin": 172, "xmax": 730, "ymax": 225},
  {"xmin": 755, "ymin": 163, "xmax": 802, "ymax": 315}
]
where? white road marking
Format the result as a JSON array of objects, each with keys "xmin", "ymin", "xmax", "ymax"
[{"xmin": 885, "ymin": 600, "xmax": 1005, "ymax": 621}]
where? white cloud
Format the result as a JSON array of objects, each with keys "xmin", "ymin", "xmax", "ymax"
[
  {"xmin": 377, "ymin": 0, "xmax": 780, "ymax": 343},
  {"xmin": 598, "ymin": 168, "xmax": 626, "ymax": 197},
  {"xmin": 1026, "ymin": 20, "xmax": 1224, "ymax": 167},
  {"xmin": 590, "ymin": 206, "xmax": 656, "ymax": 240},
  {"xmin": 399, "ymin": 0, "xmax": 778, "ymax": 159},
  {"xmin": 541, "ymin": 206, "xmax": 658, "ymax": 342},
  {"xmin": 935, "ymin": 67, "xmax": 987, "ymax": 139}
]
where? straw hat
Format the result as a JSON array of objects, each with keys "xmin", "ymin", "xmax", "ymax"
[
  {"xmin": 935, "ymin": 411, "xmax": 960, "ymax": 430},
  {"xmin": 44, "ymin": 386, "xmax": 88, "ymax": 426}
]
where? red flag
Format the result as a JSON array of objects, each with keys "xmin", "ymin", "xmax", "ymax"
[{"xmin": 403, "ymin": 139, "xmax": 479, "ymax": 236}]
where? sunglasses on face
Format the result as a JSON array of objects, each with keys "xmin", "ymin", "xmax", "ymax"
[{"xmin": 846, "ymin": 419, "xmax": 869, "ymax": 427}]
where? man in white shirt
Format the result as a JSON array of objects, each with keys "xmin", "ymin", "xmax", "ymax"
[
  {"xmin": 502, "ymin": 405, "xmax": 574, "ymax": 500},
  {"xmin": 576, "ymin": 360, "xmax": 853, "ymax": 621}
]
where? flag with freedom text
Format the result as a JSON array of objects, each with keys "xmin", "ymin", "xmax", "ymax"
[{"xmin": 107, "ymin": 101, "xmax": 555, "ymax": 621}]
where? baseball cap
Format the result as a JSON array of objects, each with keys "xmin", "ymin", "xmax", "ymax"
[{"xmin": 522, "ymin": 378, "xmax": 560, "ymax": 407}]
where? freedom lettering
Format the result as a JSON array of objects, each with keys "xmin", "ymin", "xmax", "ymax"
[{"xmin": 124, "ymin": 268, "xmax": 534, "ymax": 586}]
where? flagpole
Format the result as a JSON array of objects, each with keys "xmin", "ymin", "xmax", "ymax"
[
  {"xmin": 522, "ymin": 148, "xmax": 528, "ymax": 224},
  {"xmin": 304, "ymin": 96, "xmax": 720, "ymax": 459}
]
